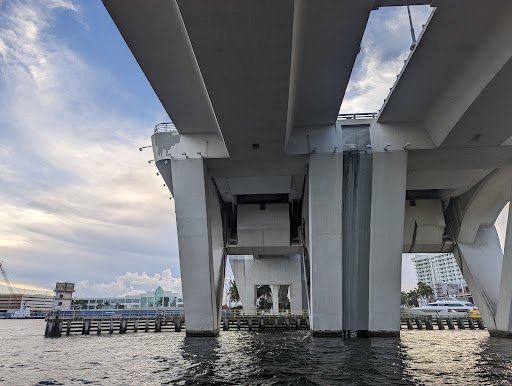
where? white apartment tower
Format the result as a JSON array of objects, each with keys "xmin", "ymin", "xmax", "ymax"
[{"xmin": 412, "ymin": 254, "xmax": 467, "ymax": 298}]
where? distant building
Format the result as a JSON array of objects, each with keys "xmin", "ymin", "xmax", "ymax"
[
  {"xmin": 0, "ymin": 294, "xmax": 23, "ymax": 313},
  {"xmin": 21, "ymin": 294, "xmax": 56, "ymax": 313},
  {"xmin": 74, "ymin": 286, "xmax": 183, "ymax": 310},
  {"xmin": 54, "ymin": 282, "xmax": 75, "ymax": 311},
  {"xmin": 412, "ymin": 253, "xmax": 468, "ymax": 298}
]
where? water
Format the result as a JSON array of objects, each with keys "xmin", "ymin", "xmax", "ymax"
[{"xmin": 1, "ymin": 320, "xmax": 512, "ymax": 385}]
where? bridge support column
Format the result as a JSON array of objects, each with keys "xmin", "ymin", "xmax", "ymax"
[
  {"xmin": 495, "ymin": 196, "xmax": 512, "ymax": 337},
  {"xmin": 271, "ymin": 285, "xmax": 280, "ymax": 314},
  {"xmin": 171, "ymin": 159, "xmax": 227, "ymax": 337},
  {"xmin": 368, "ymin": 151, "xmax": 407, "ymax": 337},
  {"xmin": 307, "ymin": 153, "xmax": 343, "ymax": 336}
]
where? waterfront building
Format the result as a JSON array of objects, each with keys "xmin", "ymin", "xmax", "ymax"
[
  {"xmin": 75, "ymin": 286, "xmax": 183, "ymax": 310},
  {"xmin": 53, "ymin": 282, "xmax": 75, "ymax": 311},
  {"xmin": 0, "ymin": 294, "xmax": 23, "ymax": 313},
  {"xmin": 412, "ymin": 254, "xmax": 468, "ymax": 298}
]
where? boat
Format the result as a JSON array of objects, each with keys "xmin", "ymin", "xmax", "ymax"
[
  {"xmin": 12, "ymin": 302, "xmax": 32, "ymax": 319},
  {"xmin": 411, "ymin": 298, "xmax": 477, "ymax": 316}
]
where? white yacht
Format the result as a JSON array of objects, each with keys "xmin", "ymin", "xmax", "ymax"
[
  {"xmin": 412, "ymin": 298, "xmax": 476, "ymax": 316},
  {"xmin": 12, "ymin": 302, "xmax": 32, "ymax": 319}
]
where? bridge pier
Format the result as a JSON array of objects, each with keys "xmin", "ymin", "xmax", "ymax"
[
  {"xmin": 307, "ymin": 153, "xmax": 344, "ymax": 336},
  {"xmin": 368, "ymin": 152, "xmax": 407, "ymax": 337},
  {"xmin": 170, "ymin": 159, "xmax": 226, "ymax": 337}
]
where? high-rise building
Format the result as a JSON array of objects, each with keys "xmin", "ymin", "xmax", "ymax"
[{"xmin": 412, "ymin": 253, "xmax": 467, "ymax": 298}]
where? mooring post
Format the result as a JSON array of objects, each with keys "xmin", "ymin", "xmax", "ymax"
[
  {"xmin": 447, "ymin": 319, "xmax": 455, "ymax": 329},
  {"xmin": 109, "ymin": 320, "xmax": 114, "ymax": 334},
  {"xmin": 223, "ymin": 318, "xmax": 229, "ymax": 331},
  {"xmin": 82, "ymin": 320, "xmax": 91, "ymax": 335},
  {"xmin": 457, "ymin": 319, "xmax": 465, "ymax": 329},
  {"xmin": 415, "ymin": 319, "xmax": 423, "ymax": 330},
  {"xmin": 476, "ymin": 319, "xmax": 485, "ymax": 330},
  {"xmin": 425, "ymin": 319, "xmax": 433, "ymax": 330},
  {"xmin": 296, "ymin": 318, "xmax": 301, "ymax": 330},
  {"xmin": 437, "ymin": 319, "xmax": 445, "ymax": 330},
  {"xmin": 145, "ymin": 319, "xmax": 149, "ymax": 332},
  {"xmin": 406, "ymin": 319, "xmax": 414, "ymax": 329},
  {"xmin": 134, "ymin": 320, "xmax": 138, "ymax": 332},
  {"xmin": 155, "ymin": 318, "xmax": 162, "ymax": 332},
  {"xmin": 175, "ymin": 319, "xmax": 182, "ymax": 332},
  {"xmin": 45, "ymin": 321, "xmax": 51, "ymax": 337},
  {"xmin": 120, "ymin": 319, "xmax": 127, "ymax": 334},
  {"xmin": 97, "ymin": 321, "xmax": 102, "ymax": 335},
  {"xmin": 467, "ymin": 318, "xmax": 475, "ymax": 329},
  {"xmin": 260, "ymin": 319, "xmax": 265, "ymax": 331},
  {"xmin": 248, "ymin": 318, "xmax": 252, "ymax": 331},
  {"xmin": 236, "ymin": 318, "xmax": 241, "ymax": 330}
]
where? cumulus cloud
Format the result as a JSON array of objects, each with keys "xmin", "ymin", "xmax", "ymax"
[{"xmin": 86, "ymin": 269, "xmax": 182, "ymax": 296}]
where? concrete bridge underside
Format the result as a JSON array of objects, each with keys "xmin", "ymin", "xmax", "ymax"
[{"xmin": 103, "ymin": 0, "xmax": 512, "ymax": 337}]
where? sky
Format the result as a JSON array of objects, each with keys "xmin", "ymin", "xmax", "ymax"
[{"xmin": 0, "ymin": 2, "xmax": 507, "ymax": 298}]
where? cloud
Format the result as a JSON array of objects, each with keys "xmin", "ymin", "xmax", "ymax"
[
  {"xmin": 84, "ymin": 269, "xmax": 182, "ymax": 297},
  {"xmin": 0, "ymin": 0, "xmax": 179, "ymax": 288},
  {"xmin": 340, "ymin": 5, "xmax": 433, "ymax": 113},
  {"xmin": 76, "ymin": 280, "xmax": 89, "ymax": 289}
]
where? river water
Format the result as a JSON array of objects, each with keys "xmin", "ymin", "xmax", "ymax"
[{"xmin": 1, "ymin": 320, "xmax": 512, "ymax": 385}]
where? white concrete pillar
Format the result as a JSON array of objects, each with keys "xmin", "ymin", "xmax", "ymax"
[
  {"xmin": 368, "ymin": 151, "xmax": 407, "ymax": 336},
  {"xmin": 456, "ymin": 225, "xmax": 502, "ymax": 332},
  {"xmin": 290, "ymin": 283, "xmax": 302, "ymax": 314},
  {"xmin": 308, "ymin": 153, "xmax": 343, "ymax": 336},
  {"xmin": 496, "ymin": 199, "xmax": 512, "ymax": 337},
  {"xmin": 171, "ymin": 159, "xmax": 226, "ymax": 336},
  {"xmin": 271, "ymin": 285, "xmax": 280, "ymax": 314}
]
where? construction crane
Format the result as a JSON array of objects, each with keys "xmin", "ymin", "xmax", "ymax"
[{"xmin": 0, "ymin": 261, "xmax": 19, "ymax": 295}]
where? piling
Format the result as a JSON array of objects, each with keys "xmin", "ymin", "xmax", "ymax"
[
  {"xmin": 109, "ymin": 321, "xmax": 114, "ymax": 334},
  {"xmin": 415, "ymin": 319, "xmax": 423, "ymax": 330},
  {"xmin": 248, "ymin": 318, "xmax": 253, "ymax": 331},
  {"xmin": 296, "ymin": 318, "xmax": 301, "ymax": 330},
  {"xmin": 120, "ymin": 319, "xmax": 127, "ymax": 334},
  {"xmin": 425, "ymin": 319, "xmax": 433, "ymax": 330},
  {"xmin": 457, "ymin": 319, "xmax": 465, "ymax": 329},
  {"xmin": 175, "ymin": 319, "xmax": 182, "ymax": 332},
  {"xmin": 447, "ymin": 319, "xmax": 455, "ymax": 329},
  {"xmin": 236, "ymin": 318, "xmax": 241, "ymax": 330},
  {"xmin": 406, "ymin": 319, "xmax": 414, "ymax": 329},
  {"xmin": 155, "ymin": 318, "xmax": 162, "ymax": 332},
  {"xmin": 260, "ymin": 319, "xmax": 265, "ymax": 331},
  {"xmin": 66, "ymin": 320, "xmax": 72, "ymax": 336},
  {"xmin": 437, "ymin": 319, "xmax": 445, "ymax": 330},
  {"xmin": 477, "ymin": 319, "xmax": 485, "ymax": 330},
  {"xmin": 285, "ymin": 319, "xmax": 290, "ymax": 330},
  {"xmin": 97, "ymin": 321, "xmax": 102, "ymax": 335},
  {"xmin": 133, "ymin": 320, "xmax": 138, "ymax": 332},
  {"xmin": 223, "ymin": 319, "xmax": 229, "ymax": 331},
  {"xmin": 145, "ymin": 319, "xmax": 149, "ymax": 333},
  {"xmin": 82, "ymin": 320, "xmax": 91, "ymax": 335},
  {"xmin": 468, "ymin": 318, "xmax": 475, "ymax": 329}
]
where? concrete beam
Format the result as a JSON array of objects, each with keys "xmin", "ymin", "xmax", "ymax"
[
  {"xmin": 286, "ymin": 0, "xmax": 371, "ymax": 146},
  {"xmin": 102, "ymin": 0, "xmax": 222, "ymax": 135}
]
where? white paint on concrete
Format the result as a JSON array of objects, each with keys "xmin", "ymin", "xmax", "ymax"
[
  {"xmin": 229, "ymin": 255, "xmax": 303, "ymax": 313},
  {"xmin": 171, "ymin": 159, "xmax": 225, "ymax": 334},
  {"xmin": 368, "ymin": 151, "xmax": 407, "ymax": 333},
  {"xmin": 308, "ymin": 153, "xmax": 343, "ymax": 332}
]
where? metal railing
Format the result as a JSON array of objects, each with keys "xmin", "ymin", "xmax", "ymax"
[
  {"xmin": 154, "ymin": 122, "xmax": 177, "ymax": 133},
  {"xmin": 337, "ymin": 112, "xmax": 377, "ymax": 120},
  {"xmin": 221, "ymin": 309, "xmax": 309, "ymax": 318},
  {"xmin": 46, "ymin": 309, "xmax": 184, "ymax": 321}
]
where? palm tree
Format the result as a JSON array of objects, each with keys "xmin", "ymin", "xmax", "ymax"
[
  {"xmin": 229, "ymin": 281, "xmax": 240, "ymax": 304},
  {"xmin": 417, "ymin": 282, "xmax": 434, "ymax": 300},
  {"xmin": 257, "ymin": 285, "xmax": 272, "ymax": 310},
  {"xmin": 406, "ymin": 290, "xmax": 419, "ymax": 307}
]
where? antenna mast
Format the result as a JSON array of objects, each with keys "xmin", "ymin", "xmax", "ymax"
[{"xmin": 407, "ymin": 5, "xmax": 417, "ymax": 50}]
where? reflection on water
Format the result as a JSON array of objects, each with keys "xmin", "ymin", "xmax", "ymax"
[{"xmin": 0, "ymin": 320, "xmax": 511, "ymax": 384}]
